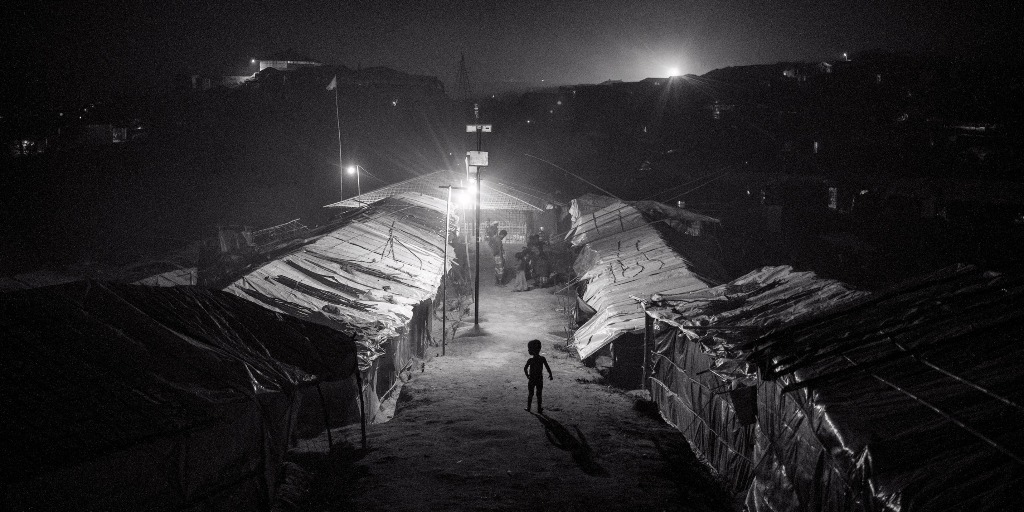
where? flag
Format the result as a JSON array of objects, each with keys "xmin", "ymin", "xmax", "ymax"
[{"xmin": 326, "ymin": 76, "xmax": 337, "ymax": 91}]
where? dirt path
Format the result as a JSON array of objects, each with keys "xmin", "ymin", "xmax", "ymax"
[{"xmin": 311, "ymin": 280, "xmax": 733, "ymax": 511}]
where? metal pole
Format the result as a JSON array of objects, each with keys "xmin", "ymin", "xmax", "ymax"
[
  {"xmin": 440, "ymin": 185, "xmax": 452, "ymax": 355},
  {"xmin": 473, "ymin": 103, "xmax": 482, "ymax": 327},
  {"xmin": 474, "ymin": 171, "xmax": 481, "ymax": 326},
  {"xmin": 356, "ymin": 165, "xmax": 362, "ymax": 196},
  {"xmin": 334, "ymin": 87, "xmax": 343, "ymax": 200}
]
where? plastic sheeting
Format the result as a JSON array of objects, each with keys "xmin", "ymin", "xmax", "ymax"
[
  {"xmin": 568, "ymin": 199, "xmax": 725, "ymax": 360},
  {"xmin": 647, "ymin": 264, "xmax": 1024, "ymax": 511},
  {"xmin": 0, "ymin": 281, "xmax": 358, "ymax": 511},
  {"xmin": 224, "ymin": 192, "xmax": 453, "ymax": 371}
]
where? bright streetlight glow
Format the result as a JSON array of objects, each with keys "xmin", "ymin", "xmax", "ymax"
[
  {"xmin": 668, "ymin": 67, "xmax": 681, "ymax": 76},
  {"xmin": 347, "ymin": 166, "xmax": 357, "ymax": 175}
]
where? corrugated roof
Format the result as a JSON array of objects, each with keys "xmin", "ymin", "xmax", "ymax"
[
  {"xmin": 324, "ymin": 170, "xmax": 549, "ymax": 211},
  {"xmin": 224, "ymin": 192, "xmax": 454, "ymax": 368},
  {"xmin": 570, "ymin": 200, "xmax": 725, "ymax": 359}
]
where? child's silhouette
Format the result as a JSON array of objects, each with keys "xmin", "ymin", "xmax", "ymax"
[{"xmin": 524, "ymin": 339, "xmax": 553, "ymax": 413}]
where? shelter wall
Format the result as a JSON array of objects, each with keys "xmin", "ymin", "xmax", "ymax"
[
  {"xmin": 360, "ymin": 298, "xmax": 433, "ymax": 422},
  {"xmin": 5, "ymin": 399, "xmax": 279, "ymax": 512},
  {"xmin": 650, "ymin": 323, "xmax": 888, "ymax": 511},
  {"xmin": 649, "ymin": 325, "xmax": 757, "ymax": 496}
]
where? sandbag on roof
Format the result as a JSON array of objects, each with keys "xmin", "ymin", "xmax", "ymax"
[
  {"xmin": 569, "ymin": 198, "xmax": 726, "ymax": 360},
  {"xmin": 647, "ymin": 264, "xmax": 1024, "ymax": 511},
  {"xmin": 0, "ymin": 281, "xmax": 358, "ymax": 511}
]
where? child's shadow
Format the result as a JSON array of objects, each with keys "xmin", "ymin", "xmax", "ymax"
[{"xmin": 532, "ymin": 413, "xmax": 609, "ymax": 477}]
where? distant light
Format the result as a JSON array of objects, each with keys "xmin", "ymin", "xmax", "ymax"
[
  {"xmin": 668, "ymin": 67, "xmax": 680, "ymax": 77},
  {"xmin": 251, "ymin": 59, "xmax": 256, "ymax": 64},
  {"xmin": 347, "ymin": 166, "xmax": 357, "ymax": 175},
  {"xmin": 392, "ymin": 99, "xmax": 398, "ymax": 106},
  {"xmin": 556, "ymin": 100, "xmax": 562, "ymax": 105},
  {"xmin": 549, "ymin": 109, "xmax": 553, "ymax": 114},
  {"xmin": 526, "ymin": 119, "xmax": 532, "ymax": 124}
]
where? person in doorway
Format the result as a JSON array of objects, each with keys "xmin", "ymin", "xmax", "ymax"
[{"xmin": 524, "ymin": 339, "xmax": 553, "ymax": 413}]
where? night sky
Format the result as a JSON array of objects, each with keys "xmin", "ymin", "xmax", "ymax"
[{"xmin": 3, "ymin": 0, "xmax": 1019, "ymax": 106}]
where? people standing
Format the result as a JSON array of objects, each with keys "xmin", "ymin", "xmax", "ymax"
[
  {"xmin": 511, "ymin": 248, "xmax": 530, "ymax": 291},
  {"xmin": 523, "ymin": 339, "xmax": 553, "ymax": 413},
  {"xmin": 531, "ymin": 245, "xmax": 551, "ymax": 288},
  {"xmin": 489, "ymin": 229, "xmax": 507, "ymax": 285},
  {"xmin": 537, "ymin": 226, "xmax": 550, "ymax": 247}
]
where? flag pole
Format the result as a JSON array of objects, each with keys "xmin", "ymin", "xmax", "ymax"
[{"xmin": 331, "ymin": 76, "xmax": 343, "ymax": 200}]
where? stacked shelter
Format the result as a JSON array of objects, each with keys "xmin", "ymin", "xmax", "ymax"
[
  {"xmin": 645, "ymin": 264, "xmax": 1024, "ymax": 511},
  {"xmin": 225, "ymin": 192, "xmax": 454, "ymax": 420},
  {"xmin": 326, "ymin": 170, "xmax": 556, "ymax": 244},
  {"xmin": 567, "ymin": 196, "xmax": 725, "ymax": 386},
  {"xmin": 1, "ymin": 281, "xmax": 358, "ymax": 511}
]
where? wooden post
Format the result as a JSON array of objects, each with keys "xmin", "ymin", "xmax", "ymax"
[{"xmin": 355, "ymin": 371, "xmax": 367, "ymax": 449}]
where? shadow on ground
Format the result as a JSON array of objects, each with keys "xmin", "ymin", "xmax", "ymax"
[
  {"xmin": 273, "ymin": 443, "xmax": 372, "ymax": 512},
  {"xmin": 650, "ymin": 433, "xmax": 735, "ymax": 509},
  {"xmin": 533, "ymin": 413, "xmax": 609, "ymax": 477}
]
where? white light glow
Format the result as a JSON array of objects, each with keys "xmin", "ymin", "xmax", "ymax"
[
  {"xmin": 668, "ymin": 67, "xmax": 681, "ymax": 77},
  {"xmin": 458, "ymin": 187, "xmax": 477, "ymax": 207},
  {"xmin": 347, "ymin": 166, "xmax": 357, "ymax": 175}
]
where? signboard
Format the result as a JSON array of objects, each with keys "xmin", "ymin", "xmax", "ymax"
[
  {"xmin": 466, "ymin": 124, "xmax": 493, "ymax": 133},
  {"xmin": 467, "ymin": 151, "xmax": 488, "ymax": 166}
]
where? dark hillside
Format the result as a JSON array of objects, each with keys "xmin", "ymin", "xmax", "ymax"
[{"xmin": 1, "ymin": 65, "xmax": 460, "ymax": 273}]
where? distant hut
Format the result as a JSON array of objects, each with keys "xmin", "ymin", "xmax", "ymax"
[{"xmin": 325, "ymin": 170, "xmax": 559, "ymax": 245}]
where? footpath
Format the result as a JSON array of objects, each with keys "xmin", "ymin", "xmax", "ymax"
[{"xmin": 297, "ymin": 279, "xmax": 733, "ymax": 512}]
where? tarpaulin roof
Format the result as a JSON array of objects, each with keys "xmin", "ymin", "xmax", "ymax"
[
  {"xmin": 647, "ymin": 264, "xmax": 1024, "ymax": 511},
  {"xmin": 570, "ymin": 199, "xmax": 726, "ymax": 359},
  {"xmin": 0, "ymin": 281, "xmax": 357, "ymax": 509},
  {"xmin": 647, "ymin": 265, "xmax": 866, "ymax": 385},
  {"xmin": 324, "ymin": 170, "xmax": 550, "ymax": 211},
  {"xmin": 224, "ymin": 193, "xmax": 453, "ymax": 369}
]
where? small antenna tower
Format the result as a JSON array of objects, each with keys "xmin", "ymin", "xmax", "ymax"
[{"xmin": 456, "ymin": 53, "xmax": 472, "ymax": 101}]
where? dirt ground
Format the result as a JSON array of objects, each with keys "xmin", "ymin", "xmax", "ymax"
[{"xmin": 287, "ymin": 278, "xmax": 734, "ymax": 512}]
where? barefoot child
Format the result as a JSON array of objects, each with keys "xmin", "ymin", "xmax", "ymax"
[{"xmin": 524, "ymin": 339, "xmax": 553, "ymax": 413}]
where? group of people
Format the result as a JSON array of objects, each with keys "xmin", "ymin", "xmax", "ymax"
[{"xmin": 485, "ymin": 221, "xmax": 555, "ymax": 291}]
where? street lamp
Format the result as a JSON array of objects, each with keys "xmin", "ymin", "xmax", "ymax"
[{"xmin": 346, "ymin": 164, "xmax": 363, "ymax": 197}]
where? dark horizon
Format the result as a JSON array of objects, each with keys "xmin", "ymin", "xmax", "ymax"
[{"xmin": 4, "ymin": 0, "xmax": 1021, "ymax": 109}]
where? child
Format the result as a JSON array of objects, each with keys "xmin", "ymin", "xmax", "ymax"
[{"xmin": 523, "ymin": 339, "xmax": 553, "ymax": 413}]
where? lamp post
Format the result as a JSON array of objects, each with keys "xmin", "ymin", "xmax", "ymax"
[{"xmin": 347, "ymin": 164, "xmax": 363, "ymax": 197}]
